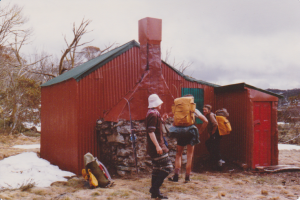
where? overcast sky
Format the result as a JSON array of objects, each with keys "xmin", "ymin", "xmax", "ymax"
[{"xmin": 2, "ymin": 0, "xmax": 300, "ymax": 90}]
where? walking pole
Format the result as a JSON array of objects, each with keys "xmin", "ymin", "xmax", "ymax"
[{"xmin": 124, "ymin": 97, "xmax": 138, "ymax": 174}]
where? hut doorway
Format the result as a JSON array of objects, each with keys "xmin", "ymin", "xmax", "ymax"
[{"xmin": 253, "ymin": 101, "xmax": 272, "ymax": 168}]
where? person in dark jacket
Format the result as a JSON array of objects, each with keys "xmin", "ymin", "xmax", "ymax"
[
  {"xmin": 146, "ymin": 94, "xmax": 173, "ymax": 199},
  {"xmin": 203, "ymin": 104, "xmax": 224, "ymax": 169}
]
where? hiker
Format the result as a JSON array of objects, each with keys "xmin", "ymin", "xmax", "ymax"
[
  {"xmin": 146, "ymin": 94, "xmax": 173, "ymax": 199},
  {"xmin": 203, "ymin": 104, "xmax": 225, "ymax": 170},
  {"xmin": 169, "ymin": 95, "xmax": 208, "ymax": 183}
]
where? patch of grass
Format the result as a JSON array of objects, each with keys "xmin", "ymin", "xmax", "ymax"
[
  {"xmin": 211, "ymin": 186, "xmax": 221, "ymax": 192},
  {"xmin": 261, "ymin": 189, "xmax": 268, "ymax": 195},
  {"xmin": 192, "ymin": 174, "xmax": 208, "ymax": 182},
  {"xmin": 109, "ymin": 189, "xmax": 132, "ymax": 198},
  {"xmin": 91, "ymin": 192, "xmax": 100, "ymax": 196},
  {"xmin": 269, "ymin": 197, "xmax": 280, "ymax": 200},
  {"xmin": 32, "ymin": 189, "xmax": 48, "ymax": 196},
  {"xmin": 23, "ymin": 131, "xmax": 40, "ymax": 137},
  {"xmin": 255, "ymin": 177, "xmax": 269, "ymax": 184},
  {"xmin": 234, "ymin": 180, "xmax": 245, "ymax": 185},
  {"xmin": 20, "ymin": 182, "xmax": 35, "ymax": 191},
  {"xmin": 0, "ymin": 194, "xmax": 12, "ymax": 200},
  {"xmin": 66, "ymin": 177, "xmax": 84, "ymax": 188}
]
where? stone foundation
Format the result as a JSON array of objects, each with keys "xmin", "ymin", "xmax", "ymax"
[{"xmin": 95, "ymin": 119, "xmax": 187, "ymax": 176}]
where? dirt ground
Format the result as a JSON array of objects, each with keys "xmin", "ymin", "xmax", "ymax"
[{"xmin": 1, "ymin": 134, "xmax": 300, "ymax": 200}]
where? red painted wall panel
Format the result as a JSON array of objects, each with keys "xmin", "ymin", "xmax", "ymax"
[
  {"xmin": 76, "ymin": 47, "xmax": 142, "ymax": 173},
  {"xmin": 41, "ymin": 79, "xmax": 79, "ymax": 173},
  {"xmin": 215, "ymin": 90, "xmax": 251, "ymax": 165},
  {"xmin": 253, "ymin": 102, "xmax": 272, "ymax": 168},
  {"xmin": 215, "ymin": 87, "xmax": 278, "ymax": 169},
  {"xmin": 161, "ymin": 62, "xmax": 216, "ymax": 170}
]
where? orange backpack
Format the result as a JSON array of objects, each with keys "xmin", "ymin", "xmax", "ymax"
[
  {"xmin": 172, "ymin": 97, "xmax": 196, "ymax": 127},
  {"xmin": 216, "ymin": 115, "xmax": 232, "ymax": 136}
]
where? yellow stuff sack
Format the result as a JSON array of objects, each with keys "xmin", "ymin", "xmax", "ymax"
[
  {"xmin": 216, "ymin": 116, "xmax": 232, "ymax": 136},
  {"xmin": 172, "ymin": 97, "xmax": 196, "ymax": 127}
]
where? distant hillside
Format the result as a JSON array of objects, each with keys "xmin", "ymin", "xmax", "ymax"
[{"xmin": 266, "ymin": 88, "xmax": 300, "ymax": 99}]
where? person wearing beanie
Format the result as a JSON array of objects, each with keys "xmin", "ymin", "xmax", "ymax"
[
  {"xmin": 146, "ymin": 94, "xmax": 173, "ymax": 199},
  {"xmin": 204, "ymin": 104, "xmax": 224, "ymax": 170}
]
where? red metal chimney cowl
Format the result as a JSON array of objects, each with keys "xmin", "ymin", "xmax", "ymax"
[{"xmin": 138, "ymin": 17, "xmax": 162, "ymax": 45}]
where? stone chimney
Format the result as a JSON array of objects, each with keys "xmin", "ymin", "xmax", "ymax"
[
  {"xmin": 104, "ymin": 17, "xmax": 173, "ymax": 122},
  {"xmin": 138, "ymin": 17, "xmax": 164, "ymax": 95}
]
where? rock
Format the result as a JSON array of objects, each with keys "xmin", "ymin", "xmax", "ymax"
[
  {"xmin": 144, "ymin": 160, "xmax": 152, "ymax": 166},
  {"xmin": 118, "ymin": 158, "xmax": 130, "ymax": 166},
  {"xmin": 101, "ymin": 122, "xmax": 110, "ymax": 129},
  {"xmin": 99, "ymin": 136, "xmax": 106, "ymax": 143},
  {"xmin": 168, "ymin": 150, "xmax": 176, "ymax": 157},
  {"xmin": 104, "ymin": 129, "xmax": 112, "ymax": 135},
  {"xmin": 117, "ymin": 125, "xmax": 131, "ymax": 134},
  {"xmin": 114, "ymin": 120, "xmax": 124, "ymax": 127},
  {"xmin": 107, "ymin": 133, "xmax": 125, "ymax": 144},
  {"xmin": 117, "ymin": 170, "xmax": 126, "ymax": 177},
  {"xmin": 117, "ymin": 166, "xmax": 132, "ymax": 171},
  {"xmin": 182, "ymin": 155, "xmax": 187, "ymax": 164},
  {"xmin": 117, "ymin": 149, "xmax": 131, "ymax": 157},
  {"xmin": 261, "ymin": 190, "xmax": 268, "ymax": 196},
  {"xmin": 135, "ymin": 125, "xmax": 146, "ymax": 131}
]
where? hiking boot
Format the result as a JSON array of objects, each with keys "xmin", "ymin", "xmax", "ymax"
[
  {"xmin": 151, "ymin": 193, "xmax": 168, "ymax": 199},
  {"xmin": 168, "ymin": 174, "xmax": 178, "ymax": 182},
  {"xmin": 184, "ymin": 175, "xmax": 191, "ymax": 183}
]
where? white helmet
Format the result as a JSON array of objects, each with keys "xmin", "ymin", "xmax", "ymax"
[{"xmin": 148, "ymin": 94, "xmax": 163, "ymax": 108}]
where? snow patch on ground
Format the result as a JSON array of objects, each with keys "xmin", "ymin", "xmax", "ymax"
[
  {"xmin": 22, "ymin": 122, "xmax": 41, "ymax": 132},
  {"xmin": 278, "ymin": 144, "xmax": 300, "ymax": 150},
  {"xmin": 278, "ymin": 122, "xmax": 289, "ymax": 125},
  {"xmin": 0, "ymin": 152, "xmax": 75, "ymax": 189},
  {"xmin": 12, "ymin": 144, "xmax": 40, "ymax": 149}
]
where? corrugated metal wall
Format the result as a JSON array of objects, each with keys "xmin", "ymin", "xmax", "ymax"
[
  {"xmin": 215, "ymin": 88, "xmax": 279, "ymax": 169},
  {"xmin": 161, "ymin": 62, "xmax": 216, "ymax": 170},
  {"xmin": 76, "ymin": 46, "xmax": 142, "ymax": 173},
  {"xmin": 41, "ymin": 79, "xmax": 79, "ymax": 173},
  {"xmin": 42, "ymin": 47, "xmax": 142, "ymax": 174},
  {"xmin": 215, "ymin": 90, "xmax": 252, "ymax": 166}
]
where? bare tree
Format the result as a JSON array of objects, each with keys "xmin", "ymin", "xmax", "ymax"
[
  {"xmin": 0, "ymin": 4, "xmax": 44, "ymax": 134},
  {"xmin": 163, "ymin": 48, "xmax": 193, "ymax": 74},
  {"xmin": 58, "ymin": 18, "xmax": 92, "ymax": 75},
  {"xmin": 28, "ymin": 18, "xmax": 116, "ymax": 82},
  {"xmin": 79, "ymin": 44, "xmax": 115, "ymax": 61},
  {"xmin": 0, "ymin": 4, "xmax": 28, "ymax": 46}
]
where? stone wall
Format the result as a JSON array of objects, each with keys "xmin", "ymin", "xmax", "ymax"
[{"xmin": 96, "ymin": 119, "xmax": 187, "ymax": 176}]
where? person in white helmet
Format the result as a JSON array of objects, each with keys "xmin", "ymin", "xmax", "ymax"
[{"xmin": 146, "ymin": 94, "xmax": 173, "ymax": 199}]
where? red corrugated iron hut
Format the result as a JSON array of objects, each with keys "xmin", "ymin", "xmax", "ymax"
[
  {"xmin": 214, "ymin": 83, "xmax": 281, "ymax": 169},
  {"xmin": 41, "ymin": 17, "xmax": 282, "ymax": 174}
]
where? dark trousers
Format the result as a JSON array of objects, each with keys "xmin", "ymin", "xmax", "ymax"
[
  {"xmin": 150, "ymin": 153, "xmax": 173, "ymax": 196},
  {"xmin": 205, "ymin": 129, "xmax": 222, "ymax": 164}
]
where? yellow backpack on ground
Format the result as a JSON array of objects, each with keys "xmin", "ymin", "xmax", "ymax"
[
  {"xmin": 216, "ymin": 116, "xmax": 232, "ymax": 136},
  {"xmin": 172, "ymin": 97, "xmax": 196, "ymax": 127}
]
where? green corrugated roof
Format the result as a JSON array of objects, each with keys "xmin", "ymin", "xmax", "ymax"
[
  {"xmin": 41, "ymin": 40, "xmax": 140, "ymax": 87},
  {"xmin": 41, "ymin": 39, "xmax": 220, "ymax": 88}
]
